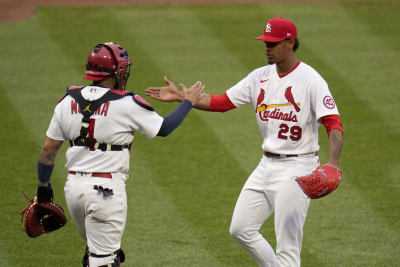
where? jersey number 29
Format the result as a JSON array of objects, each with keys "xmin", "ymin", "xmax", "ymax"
[{"xmin": 278, "ymin": 123, "xmax": 302, "ymax": 141}]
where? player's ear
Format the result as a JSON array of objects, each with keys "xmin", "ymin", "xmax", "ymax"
[{"xmin": 286, "ymin": 39, "xmax": 295, "ymax": 50}]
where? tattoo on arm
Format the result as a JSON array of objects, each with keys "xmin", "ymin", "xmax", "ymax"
[
  {"xmin": 39, "ymin": 149, "xmax": 57, "ymax": 165},
  {"xmin": 38, "ymin": 138, "xmax": 63, "ymax": 165},
  {"xmin": 328, "ymin": 129, "xmax": 343, "ymax": 164}
]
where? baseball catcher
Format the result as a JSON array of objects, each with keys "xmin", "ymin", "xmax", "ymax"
[
  {"xmin": 29, "ymin": 41, "xmax": 204, "ymax": 266},
  {"xmin": 20, "ymin": 184, "xmax": 67, "ymax": 238},
  {"xmin": 295, "ymin": 164, "xmax": 342, "ymax": 199}
]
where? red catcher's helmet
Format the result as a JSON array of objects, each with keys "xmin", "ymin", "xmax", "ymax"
[{"xmin": 84, "ymin": 42, "xmax": 132, "ymax": 90}]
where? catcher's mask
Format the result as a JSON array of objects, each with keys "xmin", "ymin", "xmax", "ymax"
[{"xmin": 84, "ymin": 42, "xmax": 132, "ymax": 90}]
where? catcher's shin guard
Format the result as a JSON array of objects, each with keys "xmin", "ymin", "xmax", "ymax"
[
  {"xmin": 82, "ymin": 246, "xmax": 89, "ymax": 267},
  {"xmin": 88, "ymin": 248, "xmax": 125, "ymax": 267}
]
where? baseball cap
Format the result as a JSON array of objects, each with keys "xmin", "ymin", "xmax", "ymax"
[{"xmin": 255, "ymin": 17, "xmax": 297, "ymax": 43}]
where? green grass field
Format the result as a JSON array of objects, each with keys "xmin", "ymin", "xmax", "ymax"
[{"xmin": 1, "ymin": 1, "xmax": 399, "ymax": 266}]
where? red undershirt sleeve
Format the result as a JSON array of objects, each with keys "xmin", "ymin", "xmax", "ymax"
[
  {"xmin": 320, "ymin": 114, "xmax": 343, "ymax": 135},
  {"xmin": 209, "ymin": 93, "xmax": 236, "ymax": 112}
]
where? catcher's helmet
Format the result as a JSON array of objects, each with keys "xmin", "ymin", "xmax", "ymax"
[{"xmin": 84, "ymin": 42, "xmax": 132, "ymax": 90}]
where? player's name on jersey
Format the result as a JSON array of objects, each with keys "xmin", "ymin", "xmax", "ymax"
[
  {"xmin": 258, "ymin": 107, "xmax": 298, "ymax": 122},
  {"xmin": 70, "ymin": 100, "xmax": 110, "ymax": 117}
]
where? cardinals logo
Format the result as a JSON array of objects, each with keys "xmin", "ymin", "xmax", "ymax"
[
  {"xmin": 256, "ymin": 88, "xmax": 265, "ymax": 112},
  {"xmin": 256, "ymin": 86, "xmax": 301, "ymax": 122},
  {"xmin": 284, "ymin": 86, "xmax": 300, "ymax": 112},
  {"xmin": 256, "ymin": 86, "xmax": 301, "ymax": 115}
]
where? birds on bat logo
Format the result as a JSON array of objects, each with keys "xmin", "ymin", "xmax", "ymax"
[
  {"xmin": 256, "ymin": 86, "xmax": 301, "ymax": 113},
  {"xmin": 256, "ymin": 86, "xmax": 301, "ymax": 122}
]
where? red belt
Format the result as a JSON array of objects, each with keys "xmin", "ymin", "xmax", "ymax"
[{"xmin": 68, "ymin": 171, "xmax": 112, "ymax": 178}]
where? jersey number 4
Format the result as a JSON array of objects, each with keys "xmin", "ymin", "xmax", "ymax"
[{"xmin": 278, "ymin": 123, "xmax": 302, "ymax": 141}]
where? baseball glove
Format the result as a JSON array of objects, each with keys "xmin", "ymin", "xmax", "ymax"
[
  {"xmin": 20, "ymin": 194, "xmax": 67, "ymax": 238},
  {"xmin": 295, "ymin": 164, "xmax": 342, "ymax": 199}
]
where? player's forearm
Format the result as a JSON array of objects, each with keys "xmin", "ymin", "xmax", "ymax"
[
  {"xmin": 194, "ymin": 94, "xmax": 211, "ymax": 110},
  {"xmin": 37, "ymin": 154, "xmax": 54, "ymax": 187},
  {"xmin": 327, "ymin": 129, "xmax": 343, "ymax": 167},
  {"xmin": 157, "ymin": 100, "xmax": 193, "ymax": 137},
  {"xmin": 39, "ymin": 146, "xmax": 58, "ymax": 165},
  {"xmin": 38, "ymin": 138, "xmax": 63, "ymax": 186},
  {"xmin": 176, "ymin": 92, "xmax": 211, "ymax": 110}
]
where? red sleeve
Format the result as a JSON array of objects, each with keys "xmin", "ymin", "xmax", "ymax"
[
  {"xmin": 320, "ymin": 114, "xmax": 343, "ymax": 135},
  {"xmin": 209, "ymin": 93, "xmax": 236, "ymax": 112}
]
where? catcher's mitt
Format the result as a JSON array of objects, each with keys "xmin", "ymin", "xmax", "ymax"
[
  {"xmin": 20, "ymin": 195, "xmax": 67, "ymax": 238},
  {"xmin": 295, "ymin": 164, "xmax": 342, "ymax": 199}
]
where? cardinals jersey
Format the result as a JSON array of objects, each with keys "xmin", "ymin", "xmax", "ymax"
[
  {"xmin": 46, "ymin": 86, "xmax": 164, "ymax": 173},
  {"xmin": 226, "ymin": 61, "xmax": 339, "ymax": 155}
]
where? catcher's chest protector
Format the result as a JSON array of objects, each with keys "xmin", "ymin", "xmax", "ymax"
[{"xmin": 67, "ymin": 86, "xmax": 133, "ymax": 150}]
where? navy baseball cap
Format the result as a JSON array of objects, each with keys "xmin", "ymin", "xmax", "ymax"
[{"xmin": 255, "ymin": 17, "xmax": 297, "ymax": 43}]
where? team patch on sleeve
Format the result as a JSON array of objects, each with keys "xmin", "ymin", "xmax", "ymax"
[
  {"xmin": 133, "ymin": 95, "xmax": 154, "ymax": 111},
  {"xmin": 323, "ymin": 95, "xmax": 336, "ymax": 109}
]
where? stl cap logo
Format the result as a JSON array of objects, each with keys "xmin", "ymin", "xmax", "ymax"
[
  {"xmin": 265, "ymin": 23, "xmax": 272, "ymax": 33},
  {"xmin": 287, "ymin": 32, "xmax": 292, "ymax": 37}
]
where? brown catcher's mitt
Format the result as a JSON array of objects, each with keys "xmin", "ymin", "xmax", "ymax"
[
  {"xmin": 295, "ymin": 164, "xmax": 342, "ymax": 199},
  {"xmin": 20, "ymin": 195, "xmax": 67, "ymax": 238}
]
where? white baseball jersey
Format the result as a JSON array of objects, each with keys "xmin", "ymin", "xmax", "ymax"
[
  {"xmin": 226, "ymin": 61, "xmax": 339, "ymax": 155},
  {"xmin": 46, "ymin": 86, "xmax": 164, "ymax": 173}
]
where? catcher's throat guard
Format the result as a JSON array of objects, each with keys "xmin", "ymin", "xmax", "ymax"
[{"xmin": 20, "ymin": 195, "xmax": 67, "ymax": 238}]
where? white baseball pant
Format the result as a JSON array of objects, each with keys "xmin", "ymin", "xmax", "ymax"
[
  {"xmin": 64, "ymin": 172, "xmax": 127, "ymax": 266},
  {"xmin": 230, "ymin": 154, "xmax": 319, "ymax": 267}
]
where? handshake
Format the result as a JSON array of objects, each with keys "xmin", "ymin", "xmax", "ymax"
[{"xmin": 145, "ymin": 76, "xmax": 206, "ymax": 107}]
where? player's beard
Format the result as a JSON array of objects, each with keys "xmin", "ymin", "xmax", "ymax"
[
  {"xmin": 266, "ymin": 54, "xmax": 275, "ymax": 65},
  {"xmin": 267, "ymin": 57, "xmax": 275, "ymax": 65}
]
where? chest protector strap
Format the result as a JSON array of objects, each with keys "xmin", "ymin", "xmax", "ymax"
[{"xmin": 68, "ymin": 86, "xmax": 133, "ymax": 151}]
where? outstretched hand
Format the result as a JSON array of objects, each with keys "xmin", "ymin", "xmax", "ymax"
[
  {"xmin": 145, "ymin": 76, "xmax": 183, "ymax": 102},
  {"xmin": 180, "ymin": 81, "xmax": 205, "ymax": 106}
]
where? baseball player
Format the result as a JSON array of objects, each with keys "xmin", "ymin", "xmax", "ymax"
[
  {"xmin": 34, "ymin": 42, "xmax": 204, "ymax": 267},
  {"xmin": 145, "ymin": 18, "xmax": 343, "ymax": 267}
]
